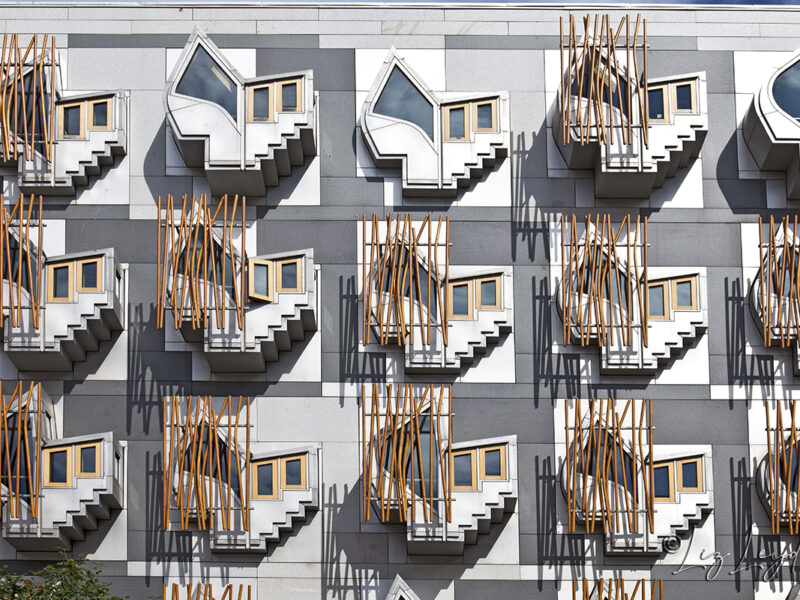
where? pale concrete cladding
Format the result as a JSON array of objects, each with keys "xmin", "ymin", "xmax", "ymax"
[{"xmin": 0, "ymin": 3, "xmax": 795, "ymax": 600}]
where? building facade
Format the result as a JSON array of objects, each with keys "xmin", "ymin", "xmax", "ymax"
[{"xmin": 0, "ymin": 2, "xmax": 798, "ymax": 599}]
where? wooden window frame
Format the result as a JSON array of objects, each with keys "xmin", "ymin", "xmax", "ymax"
[
  {"xmin": 88, "ymin": 97, "xmax": 113, "ymax": 131},
  {"xmin": 475, "ymin": 275, "xmax": 502, "ymax": 310},
  {"xmin": 251, "ymin": 459, "xmax": 278, "ymax": 500},
  {"xmin": 451, "ymin": 449, "xmax": 477, "ymax": 491},
  {"xmin": 247, "ymin": 83, "xmax": 274, "ymax": 123},
  {"xmin": 652, "ymin": 461, "xmax": 675, "ymax": 502},
  {"xmin": 280, "ymin": 454, "xmax": 307, "ymax": 490},
  {"xmin": 76, "ymin": 256, "xmax": 104, "ymax": 293},
  {"xmin": 447, "ymin": 280, "xmax": 474, "ymax": 320},
  {"xmin": 670, "ymin": 80, "xmax": 698, "ymax": 115},
  {"xmin": 472, "ymin": 99, "xmax": 498, "ymax": 133},
  {"xmin": 43, "ymin": 446, "xmax": 73, "ymax": 488},
  {"xmin": 75, "ymin": 441, "xmax": 102, "ymax": 477},
  {"xmin": 47, "ymin": 261, "xmax": 75, "ymax": 303},
  {"xmin": 647, "ymin": 85, "xmax": 670, "ymax": 124},
  {"xmin": 443, "ymin": 103, "xmax": 471, "ymax": 142},
  {"xmin": 647, "ymin": 281, "xmax": 670, "ymax": 321},
  {"xmin": 248, "ymin": 258, "xmax": 273, "ymax": 302},
  {"xmin": 277, "ymin": 78, "xmax": 303, "ymax": 113},
  {"xmin": 670, "ymin": 276, "xmax": 698, "ymax": 311},
  {"xmin": 479, "ymin": 444, "xmax": 507, "ymax": 481},
  {"xmin": 58, "ymin": 101, "xmax": 86, "ymax": 140},
  {"xmin": 276, "ymin": 257, "xmax": 303, "ymax": 293},
  {"xmin": 676, "ymin": 457, "xmax": 703, "ymax": 493}
]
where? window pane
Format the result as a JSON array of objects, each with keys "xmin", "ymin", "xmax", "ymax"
[
  {"xmin": 653, "ymin": 465, "xmax": 671, "ymax": 498},
  {"xmin": 50, "ymin": 450, "xmax": 67, "ymax": 483},
  {"xmin": 480, "ymin": 279, "xmax": 497, "ymax": 307},
  {"xmin": 176, "ymin": 45, "xmax": 238, "ymax": 120},
  {"xmin": 675, "ymin": 84, "xmax": 692, "ymax": 111},
  {"xmin": 252, "ymin": 87, "xmax": 270, "ymax": 120},
  {"xmin": 53, "ymin": 266, "xmax": 70, "ymax": 299},
  {"xmin": 64, "ymin": 106, "xmax": 81, "ymax": 136},
  {"xmin": 82, "ymin": 262, "xmax": 98, "ymax": 289},
  {"xmin": 681, "ymin": 461, "xmax": 698, "ymax": 489},
  {"xmin": 648, "ymin": 89, "xmax": 665, "ymax": 120},
  {"xmin": 477, "ymin": 103, "xmax": 493, "ymax": 129},
  {"xmin": 483, "ymin": 449, "xmax": 502, "ymax": 477},
  {"xmin": 774, "ymin": 59, "xmax": 800, "ymax": 121},
  {"xmin": 253, "ymin": 263, "xmax": 269, "ymax": 297},
  {"xmin": 448, "ymin": 107, "xmax": 465, "ymax": 139},
  {"xmin": 92, "ymin": 102, "xmax": 108, "ymax": 128},
  {"xmin": 648, "ymin": 285, "xmax": 665, "ymax": 317},
  {"xmin": 676, "ymin": 280, "xmax": 693, "ymax": 307},
  {"xmin": 284, "ymin": 458, "xmax": 302, "ymax": 486},
  {"xmin": 453, "ymin": 454, "xmax": 473, "ymax": 487},
  {"xmin": 281, "ymin": 261, "xmax": 298, "ymax": 290},
  {"xmin": 281, "ymin": 82, "xmax": 297, "ymax": 112},
  {"xmin": 80, "ymin": 446, "xmax": 96, "ymax": 474},
  {"xmin": 257, "ymin": 463, "xmax": 274, "ymax": 496},
  {"xmin": 452, "ymin": 284, "xmax": 469, "ymax": 316},
  {"xmin": 373, "ymin": 66, "xmax": 434, "ymax": 140}
]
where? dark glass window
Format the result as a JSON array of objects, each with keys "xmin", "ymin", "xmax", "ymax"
[
  {"xmin": 453, "ymin": 453, "xmax": 473, "ymax": 487},
  {"xmin": 681, "ymin": 461, "xmax": 698, "ymax": 489},
  {"xmin": 648, "ymin": 88, "xmax": 665, "ymax": 120},
  {"xmin": 80, "ymin": 446, "xmax": 96, "ymax": 474},
  {"xmin": 675, "ymin": 84, "xmax": 693, "ymax": 111},
  {"xmin": 257, "ymin": 462, "xmax": 274, "ymax": 497},
  {"xmin": 578, "ymin": 430, "xmax": 635, "ymax": 495},
  {"xmin": 92, "ymin": 101, "xmax": 108, "ymax": 128},
  {"xmin": 675, "ymin": 280, "xmax": 693, "ymax": 307},
  {"xmin": 253, "ymin": 263, "xmax": 269, "ymax": 297},
  {"xmin": 252, "ymin": 87, "xmax": 270, "ymax": 120},
  {"xmin": 451, "ymin": 283, "xmax": 469, "ymax": 316},
  {"xmin": 63, "ymin": 105, "xmax": 81, "ymax": 136},
  {"xmin": 648, "ymin": 284, "xmax": 665, "ymax": 317},
  {"xmin": 281, "ymin": 82, "xmax": 298, "ymax": 112},
  {"xmin": 483, "ymin": 449, "xmax": 502, "ymax": 477},
  {"xmin": 774, "ymin": 59, "xmax": 800, "ymax": 121},
  {"xmin": 653, "ymin": 465, "xmax": 671, "ymax": 498},
  {"xmin": 448, "ymin": 107, "xmax": 466, "ymax": 139},
  {"xmin": 53, "ymin": 266, "xmax": 70, "ymax": 299},
  {"xmin": 480, "ymin": 279, "xmax": 496, "ymax": 307},
  {"xmin": 81, "ymin": 261, "xmax": 98, "ymax": 289},
  {"xmin": 477, "ymin": 103, "xmax": 493, "ymax": 129},
  {"xmin": 373, "ymin": 66, "xmax": 434, "ymax": 140},
  {"xmin": 281, "ymin": 261, "xmax": 298, "ymax": 290},
  {"xmin": 50, "ymin": 450, "xmax": 68, "ymax": 484},
  {"xmin": 284, "ymin": 458, "xmax": 302, "ymax": 486},
  {"xmin": 176, "ymin": 45, "xmax": 238, "ymax": 120}
]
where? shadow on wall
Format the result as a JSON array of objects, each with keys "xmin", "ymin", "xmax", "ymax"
[
  {"xmin": 730, "ymin": 456, "xmax": 755, "ymax": 592},
  {"xmin": 339, "ymin": 274, "xmax": 387, "ymax": 394},
  {"xmin": 511, "ymin": 127, "xmax": 551, "ymax": 264}
]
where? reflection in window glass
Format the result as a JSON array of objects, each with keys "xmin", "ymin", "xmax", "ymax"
[
  {"xmin": 774, "ymin": 59, "xmax": 800, "ymax": 121},
  {"xmin": 53, "ymin": 266, "xmax": 70, "ymax": 299},
  {"xmin": 252, "ymin": 87, "xmax": 270, "ymax": 120},
  {"xmin": 452, "ymin": 284, "xmax": 469, "ymax": 316},
  {"xmin": 64, "ymin": 105, "xmax": 81, "ymax": 136},
  {"xmin": 281, "ymin": 82, "xmax": 297, "ymax": 112},
  {"xmin": 675, "ymin": 84, "xmax": 692, "ymax": 111},
  {"xmin": 92, "ymin": 102, "xmax": 108, "ymax": 128},
  {"xmin": 176, "ymin": 45, "xmax": 238, "ymax": 120},
  {"xmin": 257, "ymin": 463, "xmax": 274, "ymax": 496},
  {"xmin": 281, "ymin": 262, "xmax": 298, "ymax": 290},
  {"xmin": 648, "ymin": 88, "xmax": 665, "ymax": 120},
  {"xmin": 676, "ymin": 280, "xmax": 693, "ymax": 307},
  {"xmin": 483, "ymin": 449, "xmax": 501, "ymax": 477},
  {"xmin": 50, "ymin": 450, "xmax": 67, "ymax": 483},
  {"xmin": 253, "ymin": 263, "xmax": 269, "ymax": 297},
  {"xmin": 284, "ymin": 458, "xmax": 302, "ymax": 486},
  {"xmin": 681, "ymin": 461, "xmax": 698, "ymax": 488},
  {"xmin": 477, "ymin": 103, "xmax": 493, "ymax": 129},
  {"xmin": 480, "ymin": 280, "xmax": 496, "ymax": 307},
  {"xmin": 82, "ymin": 262, "xmax": 98, "ymax": 289},
  {"xmin": 453, "ymin": 453, "xmax": 473, "ymax": 487},
  {"xmin": 648, "ymin": 284, "xmax": 665, "ymax": 317},
  {"xmin": 448, "ymin": 107, "xmax": 465, "ymax": 139},
  {"xmin": 80, "ymin": 446, "xmax": 96, "ymax": 473},
  {"xmin": 654, "ymin": 465, "xmax": 671, "ymax": 498},
  {"xmin": 373, "ymin": 66, "xmax": 434, "ymax": 140}
]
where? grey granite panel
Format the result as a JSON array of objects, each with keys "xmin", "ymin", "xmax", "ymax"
[
  {"xmin": 257, "ymin": 48, "xmax": 355, "ymax": 91},
  {"xmin": 446, "ymin": 35, "xmax": 560, "ymax": 49},
  {"xmin": 67, "ymin": 33, "xmax": 319, "ymax": 48}
]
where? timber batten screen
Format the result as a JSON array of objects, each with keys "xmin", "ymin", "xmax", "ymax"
[
  {"xmin": 361, "ymin": 213, "xmax": 450, "ymax": 348},
  {"xmin": 162, "ymin": 395, "xmax": 251, "ymax": 532},
  {"xmin": 558, "ymin": 14, "xmax": 649, "ymax": 148},
  {"xmin": 361, "ymin": 383, "xmax": 452, "ymax": 524},
  {"xmin": 572, "ymin": 578, "xmax": 664, "ymax": 600},
  {"xmin": 762, "ymin": 400, "xmax": 800, "ymax": 534},
  {"xmin": 0, "ymin": 194, "xmax": 43, "ymax": 329},
  {"xmin": 162, "ymin": 583, "xmax": 252, "ymax": 600},
  {"xmin": 560, "ymin": 214, "xmax": 649, "ymax": 347},
  {"xmin": 156, "ymin": 194, "xmax": 247, "ymax": 331},
  {"xmin": 756, "ymin": 215, "xmax": 800, "ymax": 348}
]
